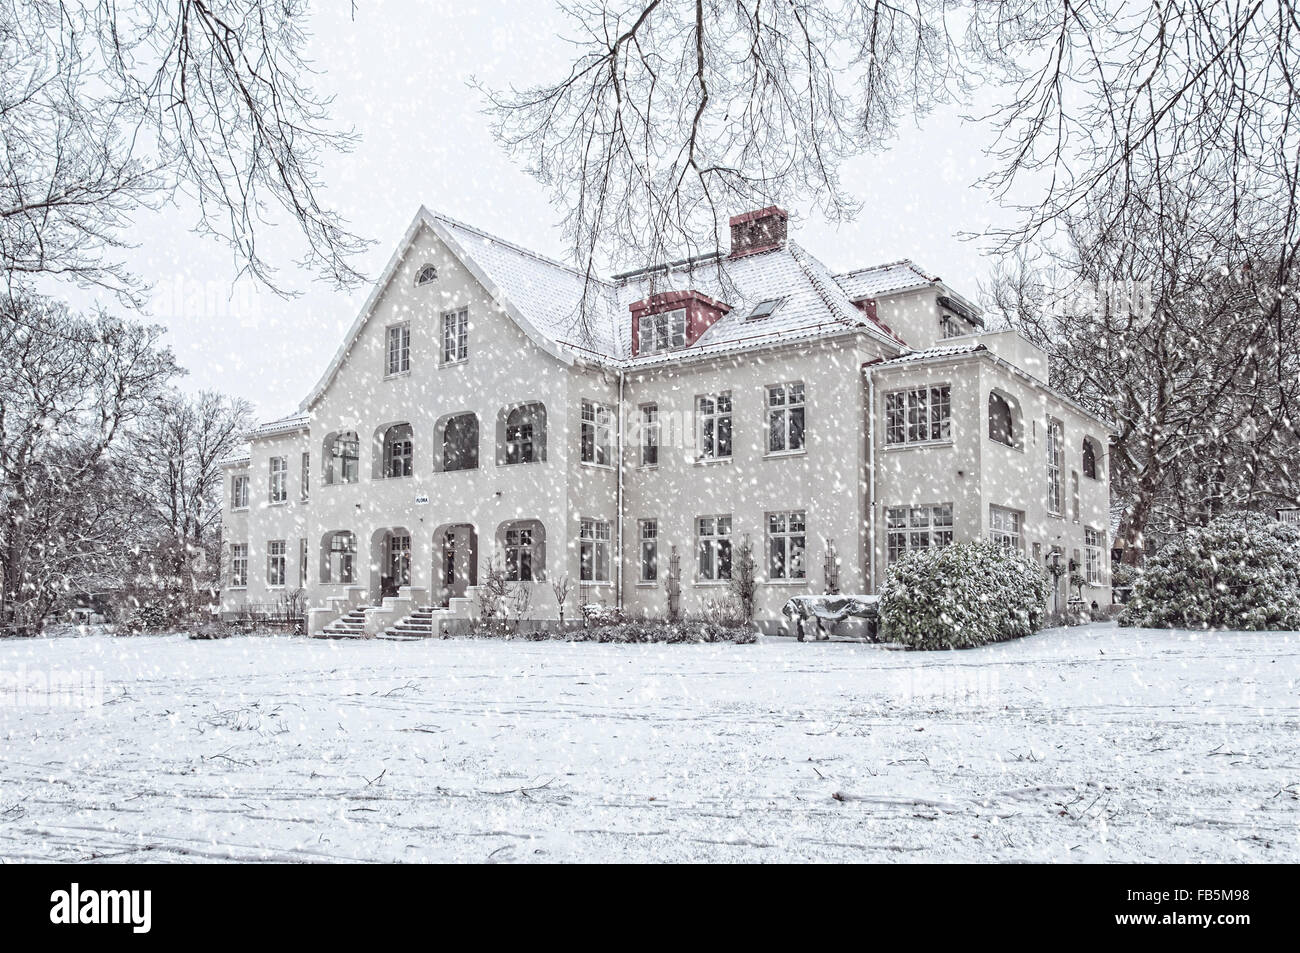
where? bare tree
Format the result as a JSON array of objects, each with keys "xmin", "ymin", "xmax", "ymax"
[
  {"xmin": 0, "ymin": 293, "xmax": 179, "ymax": 625},
  {"xmin": 1, "ymin": 1, "xmax": 369, "ymax": 302},
  {"xmin": 128, "ymin": 389, "xmax": 253, "ymax": 620},
  {"xmin": 989, "ymin": 183, "xmax": 1300, "ymax": 561},
  {"xmin": 483, "ymin": 2, "xmax": 1300, "ymax": 307}
]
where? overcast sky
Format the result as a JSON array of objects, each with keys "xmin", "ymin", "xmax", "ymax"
[{"xmin": 54, "ymin": 0, "xmax": 1026, "ymax": 421}]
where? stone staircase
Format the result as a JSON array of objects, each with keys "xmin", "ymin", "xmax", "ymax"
[
  {"xmin": 381, "ymin": 605, "xmax": 440, "ymax": 640},
  {"xmin": 316, "ymin": 605, "xmax": 372, "ymax": 639}
]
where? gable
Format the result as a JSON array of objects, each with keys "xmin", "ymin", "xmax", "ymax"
[{"xmin": 302, "ymin": 209, "xmax": 603, "ymax": 412}]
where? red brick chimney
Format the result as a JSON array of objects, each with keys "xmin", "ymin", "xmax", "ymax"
[{"xmin": 729, "ymin": 207, "xmax": 788, "ymax": 258}]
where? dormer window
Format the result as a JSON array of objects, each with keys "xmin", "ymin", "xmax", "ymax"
[
  {"xmin": 940, "ymin": 311, "xmax": 963, "ymax": 339},
  {"xmin": 638, "ymin": 308, "xmax": 687, "ymax": 355},
  {"xmin": 415, "ymin": 264, "xmax": 438, "ymax": 286},
  {"xmin": 747, "ymin": 297, "xmax": 784, "ymax": 321}
]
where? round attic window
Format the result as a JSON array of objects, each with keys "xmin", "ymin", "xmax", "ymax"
[{"xmin": 415, "ymin": 264, "xmax": 438, "ymax": 286}]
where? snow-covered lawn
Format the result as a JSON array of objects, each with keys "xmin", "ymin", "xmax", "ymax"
[{"xmin": 1, "ymin": 622, "xmax": 1296, "ymax": 863}]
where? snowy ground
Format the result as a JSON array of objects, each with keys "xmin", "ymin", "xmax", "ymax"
[{"xmin": 1, "ymin": 623, "xmax": 1296, "ymax": 863}]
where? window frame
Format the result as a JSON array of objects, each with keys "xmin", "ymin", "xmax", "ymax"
[
  {"xmin": 696, "ymin": 514, "xmax": 733, "ymax": 582},
  {"xmin": 229, "ymin": 543, "xmax": 248, "ymax": 589},
  {"xmin": 1082, "ymin": 437, "xmax": 1102, "ymax": 480},
  {"xmin": 638, "ymin": 519, "xmax": 658, "ymax": 583},
  {"xmin": 441, "ymin": 307, "xmax": 469, "ymax": 365},
  {"xmin": 884, "ymin": 385, "xmax": 952, "ymax": 446},
  {"xmin": 1045, "ymin": 417, "xmax": 1064, "ymax": 516},
  {"xmin": 266, "ymin": 539, "xmax": 287, "ymax": 588},
  {"xmin": 766, "ymin": 510, "xmax": 807, "ymax": 581},
  {"xmin": 580, "ymin": 399, "xmax": 615, "ymax": 467},
  {"xmin": 989, "ymin": 505, "xmax": 1022, "ymax": 549},
  {"xmin": 268, "ymin": 456, "xmax": 288, "ymax": 505},
  {"xmin": 328, "ymin": 532, "xmax": 357, "ymax": 585},
  {"xmin": 1084, "ymin": 527, "xmax": 1103, "ymax": 585},
  {"xmin": 885, "ymin": 503, "xmax": 954, "ymax": 563},
  {"xmin": 415, "ymin": 263, "xmax": 438, "ymax": 286},
  {"xmin": 766, "ymin": 382, "xmax": 806, "ymax": 455},
  {"xmin": 385, "ymin": 322, "xmax": 411, "ymax": 377},
  {"xmin": 300, "ymin": 452, "xmax": 310, "ymax": 501},
  {"xmin": 231, "ymin": 473, "xmax": 249, "ymax": 511},
  {"xmin": 579, "ymin": 518, "xmax": 612, "ymax": 583},
  {"xmin": 504, "ymin": 525, "xmax": 539, "ymax": 582},
  {"xmin": 696, "ymin": 391, "xmax": 733, "ymax": 462},
  {"xmin": 638, "ymin": 307, "xmax": 687, "ymax": 355},
  {"xmin": 383, "ymin": 424, "xmax": 414, "ymax": 478},
  {"xmin": 639, "ymin": 403, "xmax": 659, "ymax": 467}
]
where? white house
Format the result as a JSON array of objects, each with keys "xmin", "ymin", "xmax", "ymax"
[{"xmin": 219, "ymin": 205, "xmax": 1112, "ymax": 635}]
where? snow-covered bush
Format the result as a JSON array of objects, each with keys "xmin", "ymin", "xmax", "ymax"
[
  {"xmin": 879, "ymin": 540, "xmax": 1049, "ymax": 650},
  {"xmin": 1120, "ymin": 513, "xmax": 1300, "ymax": 630}
]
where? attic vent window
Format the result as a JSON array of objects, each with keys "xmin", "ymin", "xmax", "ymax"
[
  {"xmin": 747, "ymin": 297, "xmax": 784, "ymax": 321},
  {"xmin": 639, "ymin": 308, "xmax": 687, "ymax": 355},
  {"xmin": 415, "ymin": 264, "xmax": 438, "ymax": 286}
]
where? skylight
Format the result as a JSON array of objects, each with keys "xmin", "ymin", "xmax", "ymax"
[{"xmin": 747, "ymin": 297, "xmax": 784, "ymax": 321}]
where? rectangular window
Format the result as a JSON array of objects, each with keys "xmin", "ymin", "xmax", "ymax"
[
  {"xmin": 638, "ymin": 308, "xmax": 687, "ymax": 355},
  {"xmin": 989, "ymin": 505, "xmax": 1022, "ymax": 549},
  {"xmin": 885, "ymin": 386, "xmax": 951, "ymax": 445},
  {"xmin": 231, "ymin": 474, "xmax": 249, "ymax": 510},
  {"xmin": 442, "ymin": 308, "xmax": 468, "ymax": 363},
  {"xmin": 767, "ymin": 511, "xmax": 807, "ymax": 580},
  {"xmin": 767, "ymin": 382, "xmax": 806, "ymax": 453},
  {"xmin": 300, "ymin": 452, "xmax": 310, "ymax": 501},
  {"xmin": 1085, "ymin": 528, "xmax": 1103, "ymax": 585},
  {"xmin": 580, "ymin": 400, "xmax": 614, "ymax": 466},
  {"xmin": 299, "ymin": 538, "xmax": 309, "ymax": 587},
  {"xmin": 386, "ymin": 322, "xmax": 410, "ymax": 376},
  {"xmin": 505, "ymin": 526, "xmax": 536, "ymax": 581},
  {"xmin": 886, "ymin": 504, "xmax": 954, "ymax": 562},
  {"xmin": 697, "ymin": 515, "xmax": 733, "ymax": 581},
  {"xmin": 940, "ymin": 312, "xmax": 962, "ymax": 339},
  {"xmin": 1046, "ymin": 418, "xmax": 1064, "ymax": 515},
  {"xmin": 696, "ymin": 392, "xmax": 733, "ymax": 461},
  {"xmin": 329, "ymin": 533, "xmax": 356, "ymax": 584},
  {"xmin": 268, "ymin": 456, "xmax": 287, "ymax": 504},
  {"xmin": 579, "ymin": 519, "xmax": 612, "ymax": 582},
  {"xmin": 230, "ymin": 543, "xmax": 248, "ymax": 588},
  {"xmin": 639, "ymin": 519, "xmax": 658, "ymax": 582},
  {"xmin": 267, "ymin": 540, "xmax": 286, "ymax": 588},
  {"xmin": 640, "ymin": 403, "xmax": 659, "ymax": 466}
]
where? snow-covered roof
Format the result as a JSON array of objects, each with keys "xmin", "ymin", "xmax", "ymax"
[
  {"xmin": 834, "ymin": 259, "xmax": 942, "ymax": 300},
  {"xmin": 879, "ymin": 341, "xmax": 987, "ymax": 365},
  {"xmin": 251, "ymin": 413, "xmax": 310, "ymax": 437},
  {"xmin": 219, "ymin": 450, "xmax": 250, "ymax": 468},
  {"xmin": 299, "ymin": 207, "xmax": 982, "ymax": 408}
]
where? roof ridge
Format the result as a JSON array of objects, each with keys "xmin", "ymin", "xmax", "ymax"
[
  {"xmin": 836, "ymin": 258, "xmax": 939, "ymax": 283},
  {"xmin": 428, "ymin": 209, "xmax": 615, "ymax": 288}
]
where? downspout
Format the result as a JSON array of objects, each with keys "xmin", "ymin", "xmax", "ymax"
[
  {"xmin": 863, "ymin": 361, "xmax": 878, "ymax": 594},
  {"xmin": 616, "ymin": 369, "xmax": 626, "ymax": 610}
]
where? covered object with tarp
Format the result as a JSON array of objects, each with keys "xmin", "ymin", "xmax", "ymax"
[{"xmin": 781, "ymin": 595, "xmax": 880, "ymax": 641}]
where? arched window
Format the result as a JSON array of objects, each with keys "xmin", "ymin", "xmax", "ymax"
[
  {"xmin": 498, "ymin": 402, "xmax": 547, "ymax": 465},
  {"xmin": 323, "ymin": 431, "xmax": 360, "ymax": 485},
  {"xmin": 322, "ymin": 531, "xmax": 357, "ymax": 584},
  {"xmin": 988, "ymin": 391, "xmax": 1019, "ymax": 448},
  {"xmin": 500, "ymin": 520, "xmax": 545, "ymax": 581},
  {"xmin": 1082, "ymin": 437, "xmax": 1102, "ymax": 480},
  {"xmin": 442, "ymin": 413, "xmax": 479, "ymax": 471},
  {"xmin": 381, "ymin": 423, "xmax": 413, "ymax": 478},
  {"xmin": 415, "ymin": 263, "xmax": 438, "ymax": 286}
]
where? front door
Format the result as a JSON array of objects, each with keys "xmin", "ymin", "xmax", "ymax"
[
  {"xmin": 437, "ymin": 526, "xmax": 476, "ymax": 606},
  {"xmin": 384, "ymin": 534, "xmax": 410, "ymax": 597}
]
